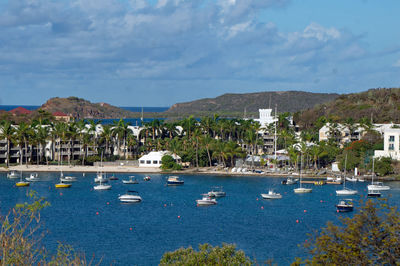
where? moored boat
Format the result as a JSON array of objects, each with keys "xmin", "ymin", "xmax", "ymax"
[
  {"xmin": 94, "ymin": 180, "xmax": 112, "ymax": 190},
  {"xmin": 196, "ymin": 194, "xmax": 217, "ymax": 206},
  {"xmin": 123, "ymin": 176, "xmax": 139, "ymax": 184},
  {"xmin": 119, "ymin": 191, "xmax": 142, "ymax": 203},
  {"xmin": 25, "ymin": 173, "xmax": 40, "ymax": 182},
  {"xmin": 55, "ymin": 180, "xmax": 72, "ymax": 188},
  {"xmin": 16, "ymin": 180, "xmax": 30, "ymax": 187},
  {"xmin": 261, "ymin": 189, "xmax": 282, "ymax": 199},
  {"xmin": 144, "ymin": 176, "xmax": 151, "ymax": 181},
  {"xmin": 336, "ymin": 199, "xmax": 354, "ymax": 212},
  {"xmin": 208, "ymin": 187, "xmax": 226, "ymax": 197},
  {"xmin": 60, "ymin": 176, "xmax": 77, "ymax": 182},
  {"xmin": 7, "ymin": 170, "xmax": 20, "ymax": 179},
  {"xmin": 367, "ymin": 189, "xmax": 381, "ymax": 197},
  {"xmin": 281, "ymin": 177, "xmax": 298, "ymax": 185},
  {"xmin": 167, "ymin": 176, "xmax": 184, "ymax": 186}
]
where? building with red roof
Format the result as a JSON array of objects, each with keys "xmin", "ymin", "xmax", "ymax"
[
  {"xmin": 8, "ymin": 107, "xmax": 32, "ymax": 116},
  {"xmin": 52, "ymin": 111, "xmax": 72, "ymax": 122}
]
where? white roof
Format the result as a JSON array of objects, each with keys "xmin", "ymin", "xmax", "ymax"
[{"xmin": 139, "ymin": 151, "xmax": 181, "ymax": 161}]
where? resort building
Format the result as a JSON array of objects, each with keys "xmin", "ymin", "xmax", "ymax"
[
  {"xmin": 374, "ymin": 127, "xmax": 400, "ymax": 160},
  {"xmin": 52, "ymin": 111, "xmax": 73, "ymax": 122},
  {"xmin": 319, "ymin": 123, "xmax": 366, "ymax": 145},
  {"xmin": 254, "ymin": 109, "xmax": 278, "ymax": 128},
  {"xmin": 138, "ymin": 151, "xmax": 181, "ymax": 167}
]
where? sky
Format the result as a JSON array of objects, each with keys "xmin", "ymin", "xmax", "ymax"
[{"xmin": 1, "ymin": 0, "xmax": 400, "ymax": 107}]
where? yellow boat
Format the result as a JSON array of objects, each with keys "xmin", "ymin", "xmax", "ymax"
[
  {"xmin": 16, "ymin": 181, "xmax": 30, "ymax": 187},
  {"xmin": 55, "ymin": 182, "xmax": 72, "ymax": 188}
]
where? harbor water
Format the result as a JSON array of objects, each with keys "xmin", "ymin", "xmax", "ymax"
[{"xmin": 0, "ymin": 173, "xmax": 399, "ymax": 265}]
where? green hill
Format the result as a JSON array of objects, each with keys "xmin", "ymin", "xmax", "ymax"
[{"xmin": 295, "ymin": 88, "xmax": 400, "ymax": 128}]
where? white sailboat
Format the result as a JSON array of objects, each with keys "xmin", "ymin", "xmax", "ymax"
[
  {"xmin": 336, "ymin": 154, "xmax": 357, "ymax": 196},
  {"xmin": 94, "ymin": 179, "xmax": 111, "ymax": 190},
  {"xmin": 368, "ymin": 157, "xmax": 390, "ymax": 191},
  {"xmin": 294, "ymin": 155, "xmax": 312, "ymax": 193}
]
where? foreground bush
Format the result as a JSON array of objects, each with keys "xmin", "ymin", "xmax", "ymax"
[{"xmin": 0, "ymin": 191, "xmax": 92, "ymax": 265}]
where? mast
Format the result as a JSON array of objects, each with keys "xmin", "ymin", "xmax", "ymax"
[{"xmin": 274, "ymin": 104, "xmax": 277, "ymax": 171}]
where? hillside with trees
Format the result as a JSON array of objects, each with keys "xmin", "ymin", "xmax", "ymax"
[
  {"xmin": 295, "ymin": 88, "xmax": 400, "ymax": 129},
  {"xmin": 40, "ymin": 97, "xmax": 137, "ymax": 119},
  {"xmin": 164, "ymin": 91, "xmax": 340, "ymax": 118}
]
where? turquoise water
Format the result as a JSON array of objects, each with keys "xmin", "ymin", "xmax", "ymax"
[{"xmin": 0, "ymin": 173, "xmax": 399, "ymax": 265}]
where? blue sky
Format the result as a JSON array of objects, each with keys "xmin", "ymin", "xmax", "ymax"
[{"xmin": 1, "ymin": 0, "xmax": 399, "ymax": 107}]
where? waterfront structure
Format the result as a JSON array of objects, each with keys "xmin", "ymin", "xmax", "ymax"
[
  {"xmin": 374, "ymin": 127, "xmax": 400, "ymax": 160},
  {"xmin": 138, "ymin": 151, "xmax": 181, "ymax": 167}
]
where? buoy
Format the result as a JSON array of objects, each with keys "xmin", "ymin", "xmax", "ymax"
[
  {"xmin": 129, "ymin": 227, "xmax": 133, "ymax": 231},
  {"xmin": 261, "ymin": 206, "xmax": 264, "ymax": 210},
  {"xmin": 256, "ymin": 198, "xmax": 259, "ymax": 201},
  {"xmin": 96, "ymin": 212, "xmax": 99, "ymax": 215},
  {"xmin": 164, "ymin": 204, "xmax": 167, "ymax": 207},
  {"xmin": 296, "ymin": 219, "xmax": 299, "ymax": 223},
  {"xmin": 106, "ymin": 202, "xmax": 109, "ymax": 205},
  {"xmin": 60, "ymin": 192, "xmax": 63, "ymax": 196},
  {"xmin": 304, "ymin": 210, "xmax": 307, "ymax": 213},
  {"xmin": 178, "ymin": 215, "xmax": 181, "ymax": 219},
  {"xmin": 320, "ymin": 200, "xmax": 323, "ymax": 203},
  {"xmin": 337, "ymin": 210, "xmax": 339, "ymax": 213}
]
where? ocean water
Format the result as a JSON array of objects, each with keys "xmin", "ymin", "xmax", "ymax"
[
  {"xmin": 0, "ymin": 105, "xmax": 168, "ymax": 113},
  {"xmin": 0, "ymin": 173, "xmax": 399, "ymax": 265}
]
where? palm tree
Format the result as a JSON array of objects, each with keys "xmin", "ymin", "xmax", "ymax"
[
  {"xmin": 112, "ymin": 119, "xmax": 132, "ymax": 159},
  {"xmin": 224, "ymin": 141, "xmax": 244, "ymax": 167},
  {"xmin": 0, "ymin": 121, "xmax": 15, "ymax": 167},
  {"xmin": 100, "ymin": 124, "xmax": 113, "ymax": 158},
  {"xmin": 201, "ymin": 135, "xmax": 214, "ymax": 167},
  {"xmin": 36, "ymin": 125, "xmax": 49, "ymax": 165},
  {"xmin": 212, "ymin": 140, "xmax": 227, "ymax": 167},
  {"xmin": 53, "ymin": 122, "xmax": 68, "ymax": 164},
  {"xmin": 14, "ymin": 122, "xmax": 30, "ymax": 166},
  {"xmin": 164, "ymin": 122, "xmax": 179, "ymax": 139}
]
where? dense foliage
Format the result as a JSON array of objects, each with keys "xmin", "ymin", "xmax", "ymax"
[
  {"xmin": 297, "ymin": 199, "xmax": 400, "ymax": 265},
  {"xmin": 159, "ymin": 243, "xmax": 253, "ymax": 265},
  {"xmin": 161, "ymin": 155, "xmax": 182, "ymax": 170}
]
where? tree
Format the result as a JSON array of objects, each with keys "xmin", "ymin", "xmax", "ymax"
[
  {"xmin": 298, "ymin": 199, "xmax": 400, "ymax": 265},
  {"xmin": 160, "ymin": 243, "xmax": 253, "ymax": 265},
  {"xmin": 0, "ymin": 121, "xmax": 15, "ymax": 167},
  {"xmin": 161, "ymin": 154, "xmax": 181, "ymax": 170}
]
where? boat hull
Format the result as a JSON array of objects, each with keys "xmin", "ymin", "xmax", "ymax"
[
  {"xmin": 336, "ymin": 205, "xmax": 353, "ymax": 212},
  {"xmin": 16, "ymin": 182, "xmax": 30, "ymax": 187},
  {"xmin": 119, "ymin": 195, "xmax": 142, "ymax": 203},
  {"xmin": 336, "ymin": 189, "xmax": 358, "ymax": 196},
  {"xmin": 196, "ymin": 200, "xmax": 217, "ymax": 206},
  {"xmin": 55, "ymin": 184, "xmax": 71, "ymax": 188},
  {"xmin": 368, "ymin": 184, "xmax": 390, "ymax": 191},
  {"xmin": 94, "ymin": 185, "xmax": 111, "ymax": 190},
  {"xmin": 294, "ymin": 188, "xmax": 312, "ymax": 193},
  {"xmin": 167, "ymin": 181, "xmax": 184, "ymax": 186},
  {"xmin": 261, "ymin": 193, "xmax": 282, "ymax": 199}
]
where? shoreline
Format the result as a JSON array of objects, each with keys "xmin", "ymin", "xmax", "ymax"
[{"xmin": 1, "ymin": 165, "xmax": 398, "ymax": 181}]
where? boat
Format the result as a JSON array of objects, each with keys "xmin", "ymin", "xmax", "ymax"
[
  {"xmin": 207, "ymin": 187, "xmax": 226, "ymax": 198},
  {"xmin": 167, "ymin": 176, "xmax": 184, "ymax": 186},
  {"xmin": 25, "ymin": 173, "xmax": 40, "ymax": 182},
  {"xmin": 294, "ymin": 155, "xmax": 312, "ymax": 194},
  {"xmin": 196, "ymin": 194, "xmax": 217, "ymax": 206},
  {"xmin": 281, "ymin": 177, "xmax": 299, "ymax": 185},
  {"xmin": 16, "ymin": 172, "xmax": 30, "ymax": 187},
  {"xmin": 367, "ymin": 189, "xmax": 381, "ymax": 197},
  {"xmin": 143, "ymin": 176, "xmax": 151, "ymax": 181},
  {"xmin": 55, "ymin": 180, "xmax": 72, "ymax": 188},
  {"xmin": 367, "ymin": 158, "xmax": 390, "ymax": 191},
  {"xmin": 345, "ymin": 176, "xmax": 358, "ymax": 182},
  {"xmin": 94, "ymin": 172, "xmax": 109, "ymax": 183},
  {"xmin": 109, "ymin": 174, "xmax": 119, "ymax": 180},
  {"xmin": 118, "ymin": 191, "xmax": 142, "ymax": 203},
  {"xmin": 314, "ymin": 180, "xmax": 325, "ymax": 186},
  {"xmin": 60, "ymin": 175, "xmax": 77, "ymax": 182},
  {"xmin": 261, "ymin": 189, "xmax": 282, "ymax": 199},
  {"xmin": 94, "ymin": 180, "xmax": 112, "ymax": 190},
  {"xmin": 122, "ymin": 176, "xmax": 139, "ymax": 184},
  {"xmin": 336, "ymin": 199, "xmax": 354, "ymax": 212},
  {"xmin": 336, "ymin": 154, "xmax": 357, "ymax": 196},
  {"xmin": 357, "ymin": 177, "xmax": 365, "ymax": 182},
  {"xmin": 7, "ymin": 170, "xmax": 20, "ymax": 179}
]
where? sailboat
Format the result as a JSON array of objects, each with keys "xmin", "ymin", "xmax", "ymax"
[
  {"xmin": 336, "ymin": 154, "xmax": 357, "ymax": 196},
  {"xmin": 294, "ymin": 155, "xmax": 312, "ymax": 193},
  {"xmin": 367, "ymin": 157, "xmax": 390, "ymax": 191},
  {"xmin": 16, "ymin": 171, "xmax": 30, "ymax": 187},
  {"xmin": 94, "ymin": 179, "xmax": 111, "ymax": 190},
  {"xmin": 94, "ymin": 152, "xmax": 108, "ymax": 183}
]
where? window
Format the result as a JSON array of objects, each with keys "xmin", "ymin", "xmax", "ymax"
[
  {"xmin": 389, "ymin": 144, "xmax": 394, "ymax": 151},
  {"xmin": 146, "ymin": 160, "xmax": 151, "ymax": 164},
  {"xmin": 153, "ymin": 160, "xmax": 158, "ymax": 164},
  {"xmin": 159, "ymin": 161, "xmax": 162, "ymax": 164},
  {"xmin": 389, "ymin": 136, "xmax": 395, "ymax": 142},
  {"xmin": 140, "ymin": 160, "xmax": 145, "ymax": 164}
]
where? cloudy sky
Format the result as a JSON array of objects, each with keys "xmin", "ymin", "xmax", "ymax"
[{"xmin": 1, "ymin": 0, "xmax": 400, "ymax": 107}]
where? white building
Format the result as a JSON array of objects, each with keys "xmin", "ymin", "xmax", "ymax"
[
  {"xmin": 254, "ymin": 109, "xmax": 278, "ymax": 128},
  {"xmin": 138, "ymin": 151, "xmax": 181, "ymax": 167},
  {"xmin": 374, "ymin": 127, "xmax": 400, "ymax": 160}
]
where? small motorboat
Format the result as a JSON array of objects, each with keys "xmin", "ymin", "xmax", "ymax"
[
  {"xmin": 94, "ymin": 180, "xmax": 112, "ymax": 190},
  {"xmin": 25, "ymin": 173, "xmax": 40, "ymax": 182},
  {"xmin": 336, "ymin": 187, "xmax": 358, "ymax": 196},
  {"xmin": 281, "ymin": 177, "xmax": 299, "ymax": 185},
  {"xmin": 109, "ymin": 175, "xmax": 119, "ymax": 180},
  {"xmin": 7, "ymin": 170, "xmax": 20, "ymax": 179},
  {"xmin": 60, "ymin": 176, "xmax": 77, "ymax": 182},
  {"xmin": 196, "ymin": 194, "xmax": 217, "ymax": 206},
  {"xmin": 368, "ymin": 182, "xmax": 390, "ymax": 191},
  {"xmin": 122, "ymin": 176, "xmax": 139, "ymax": 184},
  {"xmin": 167, "ymin": 176, "xmax": 184, "ymax": 186},
  {"xmin": 345, "ymin": 176, "xmax": 357, "ymax": 182},
  {"xmin": 208, "ymin": 187, "xmax": 226, "ymax": 198},
  {"xmin": 119, "ymin": 191, "xmax": 142, "ymax": 203},
  {"xmin": 336, "ymin": 199, "xmax": 354, "ymax": 212},
  {"xmin": 367, "ymin": 189, "xmax": 381, "ymax": 197},
  {"xmin": 261, "ymin": 189, "xmax": 282, "ymax": 199},
  {"xmin": 357, "ymin": 177, "xmax": 365, "ymax": 182},
  {"xmin": 143, "ymin": 176, "xmax": 151, "ymax": 181},
  {"xmin": 55, "ymin": 180, "xmax": 72, "ymax": 188}
]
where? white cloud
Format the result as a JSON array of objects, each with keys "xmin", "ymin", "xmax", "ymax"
[{"xmin": 303, "ymin": 23, "xmax": 340, "ymax": 41}]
